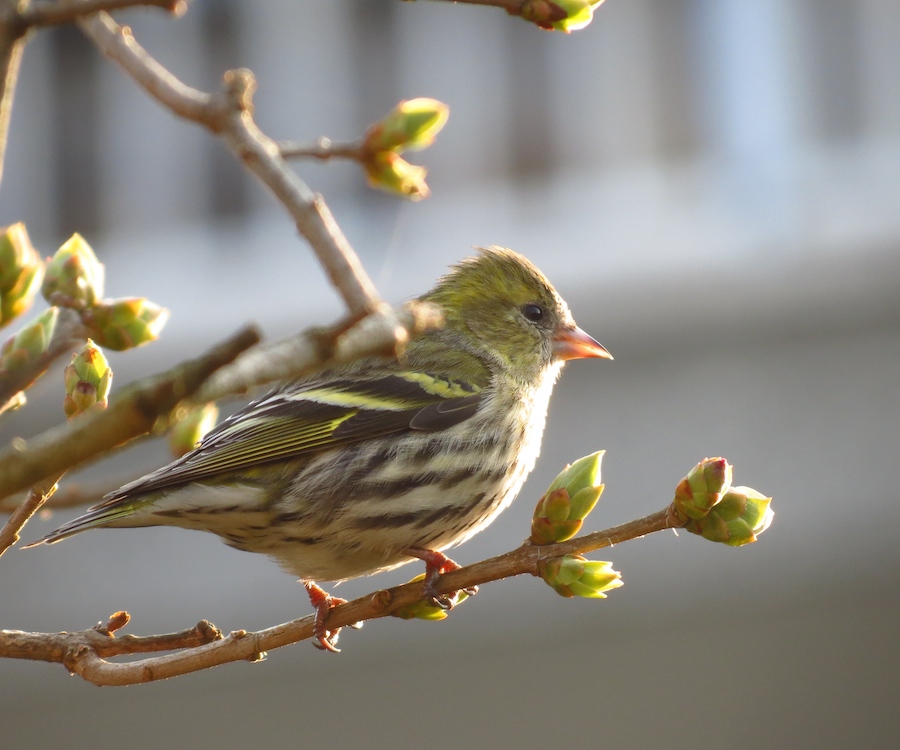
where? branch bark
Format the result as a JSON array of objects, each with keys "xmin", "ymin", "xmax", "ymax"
[
  {"xmin": 0, "ymin": 508, "xmax": 678, "ymax": 685},
  {"xmin": 17, "ymin": 0, "xmax": 185, "ymax": 27},
  {"xmin": 193, "ymin": 300, "xmax": 442, "ymax": 404},
  {"xmin": 0, "ymin": 325, "xmax": 260, "ymax": 503},
  {"xmin": 76, "ymin": 9, "xmax": 382, "ymax": 320},
  {"xmin": 0, "ymin": 0, "xmax": 28, "ymax": 189}
]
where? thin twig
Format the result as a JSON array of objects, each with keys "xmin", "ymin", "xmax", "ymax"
[
  {"xmin": 77, "ymin": 9, "xmax": 382, "ymax": 320},
  {"xmin": 0, "ymin": 508, "xmax": 678, "ymax": 685},
  {"xmin": 0, "ymin": 0, "xmax": 28, "ymax": 188},
  {"xmin": 278, "ymin": 137, "xmax": 361, "ymax": 161},
  {"xmin": 417, "ymin": 0, "xmax": 526, "ymax": 15},
  {"xmin": 0, "ymin": 325, "xmax": 260, "ymax": 503},
  {"xmin": 0, "ymin": 484, "xmax": 51, "ymax": 557},
  {"xmin": 16, "ymin": 0, "xmax": 186, "ymax": 28}
]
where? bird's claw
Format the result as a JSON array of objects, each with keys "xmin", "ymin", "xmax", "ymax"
[
  {"xmin": 304, "ymin": 581, "xmax": 348, "ymax": 654},
  {"xmin": 406, "ymin": 547, "xmax": 475, "ymax": 611}
]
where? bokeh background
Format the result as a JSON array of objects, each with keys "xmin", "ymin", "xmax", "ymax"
[{"xmin": 2, "ymin": 1, "xmax": 900, "ymax": 747}]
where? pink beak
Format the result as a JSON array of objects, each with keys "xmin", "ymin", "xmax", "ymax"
[{"xmin": 552, "ymin": 325, "xmax": 613, "ymax": 361}]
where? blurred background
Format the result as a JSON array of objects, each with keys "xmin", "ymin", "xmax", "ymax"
[{"xmin": 2, "ymin": 0, "xmax": 899, "ymax": 747}]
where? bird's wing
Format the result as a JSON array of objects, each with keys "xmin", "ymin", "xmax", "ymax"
[{"xmin": 104, "ymin": 371, "xmax": 484, "ymax": 499}]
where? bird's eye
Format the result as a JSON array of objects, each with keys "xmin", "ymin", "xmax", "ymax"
[{"xmin": 521, "ymin": 303, "xmax": 544, "ymax": 322}]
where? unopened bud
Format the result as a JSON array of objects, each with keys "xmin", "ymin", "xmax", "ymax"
[
  {"xmin": 520, "ymin": 0, "xmax": 605, "ymax": 32},
  {"xmin": 532, "ymin": 451, "xmax": 605, "ymax": 544},
  {"xmin": 63, "ymin": 339, "xmax": 112, "ymax": 418},
  {"xmin": 685, "ymin": 486, "xmax": 774, "ymax": 546},
  {"xmin": 540, "ymin": 554, "xmax": 622, "ymax": 598},
  {"xmin": 363, "ymin": 98, "xmax": 449, "ymax": 154},
  {"xmin": 391, "ymin": 573, "xmax": 470, "ymax": 621},
  {"xmin": 42, "ymin": 232, "xmax": 105, "ymax": 309},
  {"xmin": 0, "ymin": 307, "xmax": 58, "ymax": 373},
  {"xmin": 363, "ymin": 152, "xmax": 430, "ymax": 201},
  {"xmin": 671, "ymin": 457, "xmax": 733, "ymax": 522},
  {"xmin": 0, "ymin": 222, "xmax": 44, "ymax": 326},
  {"xmin": 83, "ymin": 297, "xmax": 169, "ymax": 351}
]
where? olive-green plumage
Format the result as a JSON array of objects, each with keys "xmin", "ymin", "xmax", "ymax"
[{"xmin": 37, "ymin": 247, "xmax": 610, "ymax": 584}]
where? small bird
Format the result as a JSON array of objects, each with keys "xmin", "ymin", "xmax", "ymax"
[{"xmin": 35, "ymin": 247, "xmax": 611, "ymax": 650}]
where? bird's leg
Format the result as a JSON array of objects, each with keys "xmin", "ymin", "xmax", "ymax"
[
  {"xmin": 405, "ymin": 547, "xmax": 479, "ymax": 610},
  {"xmin": 304, "ymin": 581, "xmax": 347, "ymax": 652}
]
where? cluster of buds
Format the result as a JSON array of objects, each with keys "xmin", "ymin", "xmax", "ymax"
[
  {"xmin": 41, "ymin": 232, "xmax": 105, "ymax": 309},
  {"xmin": 360, "ymin": 98, "xmax": 449, "ymax": 200},
  {"xmin": 0, "ymin": 307, "xmax": 58, "ymax": 374},
  {"xmin": 539, "ymin": 555, "xmax": 622, "ymax": 599},
  {"xmin": 0, "ymin": 223, "xmax": 43, "ymax": 326},
  {"xmin": 531, "ymin": 451, "xmax": 604, "ymax": 545},
  {"xmin": 63, "ymin": 339, "xmax": 112, "ymax": 418},
  {"xmin": 685, "ymin": 486, "xmax": 774, "ymax": 547},
  {"xmin": 168, "ymin": 403, "xmax": 219, "ymax": 458},
  {"xmin": 520, "ymin": 0, "xmax": 607, "ymax": 32},
  {"xmin": 531, "ymin": 451, "xmax": 623, "ymax": 600},
  {"xmin": 671, "ymin": 458, "xmax": 774, "ymax": 546},
  {"xmin": 390, "ymin": 573, "xmax": 471, "ymax": 621},
  {"xmin": 39, "ymin": 233, "xmax": 168, "ymax": 351}
]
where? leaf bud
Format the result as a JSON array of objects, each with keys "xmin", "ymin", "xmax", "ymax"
[
  {"xmin": 83, "ymin": 297, "xmax": 169, "ymax": 351},
  {"xmin": 0, "ymin": 222, "xmax": 44, "ymax": 326},
  {"xmin": 684, "ymin": 486, "xmax": 774, "ymax": 546},
  {"xmin": 540, "ymin": 555, "xmax": 623, "ymax": 598},
  {"xmin": 41, "ymin": 232, "xmax": 105, "ymax": 309},
  {"xmin": 63, "ymin": 339, "xmax": 112, "ymax": 418}
]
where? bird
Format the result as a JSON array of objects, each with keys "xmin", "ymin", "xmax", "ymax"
[{"xmin": 34, "ymin": 247, "xmax": 611, "ymax": 650}]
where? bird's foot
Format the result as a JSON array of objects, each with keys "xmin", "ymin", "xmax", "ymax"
[
  {"xmin": 405, "ymin": 547, "xmax": 478, "ymax": 610},
  {"xmin": 304, "ymin": 581, "xmax": 351, "ymax": 653}
]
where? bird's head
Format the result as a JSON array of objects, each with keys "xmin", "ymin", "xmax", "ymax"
[{"xmin": 423, "ymin": 247, "xmax": 611, "ymax": 379}]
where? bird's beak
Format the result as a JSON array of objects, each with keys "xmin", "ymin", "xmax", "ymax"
[{"xmin": 552, "ymin": 325, "xmax": 613, "ymax": 361}]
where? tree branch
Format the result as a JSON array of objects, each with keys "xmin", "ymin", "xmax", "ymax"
[
  {"xmin": 76, "ymin": 9, "xmax": 382, "ymax": 320},
  {"xmin": 0, "ymin": 508, "xmax": 677, "ymax": 685},
  {"xmin": 278, "ymin": 137, "xmax": 362, "ymax": 162},
  {"xmin": 0, "ymin": 325, "xmax": 260, "ymax": 503},
  {"xmin": 16, "ymin": 0, "xmax": 185, "ymax": 28},
  {"xmin": 0, "ymin": 0, "xmax": 28, "ymax": 189},
  {"xmin": 193, "ymin": 300, "xmax": 442, "ymax": 404},
  {"xmin": 0, "ymin": 484, "xmax": 50, "ymax": 556}
]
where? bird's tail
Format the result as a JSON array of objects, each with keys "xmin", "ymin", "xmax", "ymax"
[{"xmin": 22, "ymin": 496, "xmax": 152, "ymax": 548}]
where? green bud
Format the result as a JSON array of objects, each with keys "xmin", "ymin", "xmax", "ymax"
[
  {"xmin": 63, "ymin": 339, "xmax": 112, "ymax": 418},
  {"xmin": 540, "ymin": 555, "xmax": 622, "ymax": 599},
  {"xmin": 363, "ymin": 98, "xmax": 449, "ymax": 154},
  {"xmin": 0, "ymin": 222, "xmax": 44, "ymax": 326},
  {"xmin": 545, "ymin": 450, "xmax": 604, "ymax": 498},
  {"xmin": 169, "ymin": 402, "xmax": 219, "ymax": 458},
  {"xmin": 363, "ymin": 152, "xmax": 430, "ymax": 201},
  {"xmin": 0, "ymin": 307, "xmax": 58, "ymax": 373},
  {"xmin": 42, "ymin": 232, "xmax": 105, "ymax": 309},
  {"xmin": 531, "ymin": 451, "xmax": 605, "ymax": 545},
  {"xmin": 83, "ymin": 297, "xmax": 169, "ymax": 351},
  {"xmin": 390, "ymin": 573, "xmax": 470, "ymax": 621},
  {"xmin": 671, "ymin": 457, "xmax": 733, "ymax": 522},
  {"xmin": 520, "ymin": 0, "xmax": 604, "ymax": 32},
  {"xmin": 685, "ymin": 486, "xmax": 774, "ymax": 546}
]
